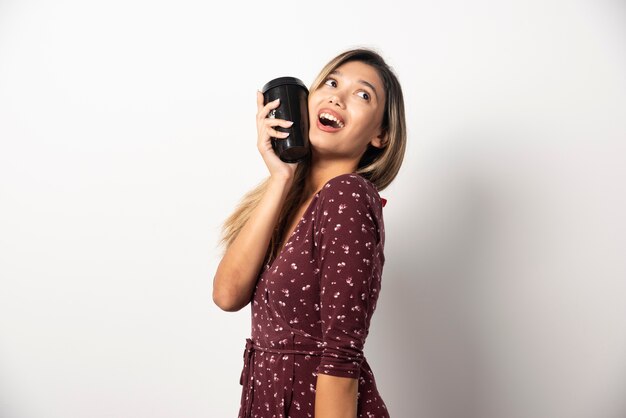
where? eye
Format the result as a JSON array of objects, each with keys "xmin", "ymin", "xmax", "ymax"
[
  {"xmin": 324, "ymin": 78, "xmax": 337, "ymax": 88},
  {"xmin": 357, "ymin": 91, "xmax": 370, "ymax": 101}
]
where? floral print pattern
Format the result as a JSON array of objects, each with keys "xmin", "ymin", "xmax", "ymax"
[{"xmin": 238, "ymin": 173, "xmax": 389, "ymax": 418}]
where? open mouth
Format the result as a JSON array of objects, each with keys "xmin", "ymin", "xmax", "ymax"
[{"xmin": 318, "ymin": 112, "xmax": 345, "ymax": 129}]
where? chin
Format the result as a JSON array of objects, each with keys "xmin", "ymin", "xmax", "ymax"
[
  {"xmin": 307, "ymin": 131, "xmax": 321, "ymax": 147},
  {"xmin": 308, "ymin": 132, "xmax": 331, "ymax": 152}
]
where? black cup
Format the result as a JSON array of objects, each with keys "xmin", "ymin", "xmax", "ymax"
[{"xmin": 262, "ymin": 77, "xmax": 310, "ymax": 163}]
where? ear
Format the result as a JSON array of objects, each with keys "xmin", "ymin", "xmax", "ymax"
[{"xmin": 370, "ymin": 129, "xmax": 389, "ymax": 149}]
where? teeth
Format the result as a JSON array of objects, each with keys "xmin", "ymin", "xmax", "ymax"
[{"xmin": 319, "ymin": 112, "xmax": 344, "ymax": 128}]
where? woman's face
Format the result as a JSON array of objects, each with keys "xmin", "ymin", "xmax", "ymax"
[{"xmin": 308, "ymin": 61, "xmax": 387, "ymax": 161}]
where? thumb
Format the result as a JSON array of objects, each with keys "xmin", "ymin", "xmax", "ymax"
[{"xmin": 256, "ymin": 90, "xmax": 264, "ymax": 111}]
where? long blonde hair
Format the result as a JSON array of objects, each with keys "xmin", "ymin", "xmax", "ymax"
[{"xmin": 219, "ymin": 47, "xmax": 407, "ymax": 265}]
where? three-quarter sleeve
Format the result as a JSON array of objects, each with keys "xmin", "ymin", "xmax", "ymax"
[{"xmin": 313, "ymin": 174, "xmax": 385, "ymax": 379}]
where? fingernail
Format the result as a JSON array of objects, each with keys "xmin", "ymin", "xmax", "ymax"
[
  {"xmin": 287, "ymin": 121, "xmax": 294, "ymax": 126},
  {"xmin": 274, "ymin": 98, "xmax": 280, "ymax": 103}
]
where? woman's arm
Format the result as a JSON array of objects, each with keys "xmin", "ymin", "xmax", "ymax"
[
  {"xmin": 212, "ymin": 174, "xmax": 293, "ymax": 311},
  {"xmin": 315, "ymin": 375, "xmax": 358, "ymax": 418},
  {"xmin": 213, "ymin": 92, "xmax": 297, "ymax": 312},
  {"xmin": 312, "ymin": 174, "xmax": 384, "ymax": 416}
]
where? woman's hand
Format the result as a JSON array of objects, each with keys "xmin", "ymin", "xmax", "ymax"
[{"xmin": 256, "ymin": 90, "xmax": 299, "ymax": 181}]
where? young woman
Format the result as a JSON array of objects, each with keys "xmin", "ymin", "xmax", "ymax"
[{"xmin": 213, "ymin": 48, "xmax": 406, "ymax": 418}]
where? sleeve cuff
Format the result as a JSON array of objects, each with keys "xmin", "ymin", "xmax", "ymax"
[{"xmin": 316, "ymin": 350, "xmax": 364, "ymax": 379}]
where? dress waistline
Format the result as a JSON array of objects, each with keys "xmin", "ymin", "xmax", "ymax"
[{"xmin": 239, "ymin": 338, "xmax": 324, "ymax": 418}]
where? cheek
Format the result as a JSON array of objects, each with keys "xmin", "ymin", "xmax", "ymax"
[
  {"xmin": 363, "ymin": 106, "xmax": 385, "ymax": 130},
  {"xmin": 353, "ymin": 108, "xmax": 377, "ymax": 130},
  {"xmin": 307, "ymin": 96, "xmax": 318, "ymax": 120},
  {"xmin": 307, "ymin": 91, "xmax": 320, "ymax": 108}
]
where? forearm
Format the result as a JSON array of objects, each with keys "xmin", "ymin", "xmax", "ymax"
[
  {"xmin": 314, "ymin": 374, "xmax": 358, "ymax": 418},
  {"xmin": 212, "ymin": 175, "xmax": 293, "ymax": 311}
]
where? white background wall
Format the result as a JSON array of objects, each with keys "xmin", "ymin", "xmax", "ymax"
[{"xmin": 1, "ymin": 1, "xmax": 625, "ymax": 417}]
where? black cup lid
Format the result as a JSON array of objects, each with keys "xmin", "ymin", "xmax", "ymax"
[{"xmin": 262, "ymin": 76, "xmax": 308, "ymax": 93}]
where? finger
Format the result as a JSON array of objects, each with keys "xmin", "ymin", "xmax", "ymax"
[
  {"xmin": 256, "ymin": 90, "xmax": 264, "ymax": 111},
  {"xmin": 256, "ymin": 97, "xmax": 280, "ymax": 120},
  {"xmin": 264, "ymin": 118, "xmax": 294, "ymax": 128},
  {"xmin": 263, "ymin": 98, "xmax": 281, "ymax": 112},
  {"xmin": 266, "ymin": 127, "xmax": 290, "ymax": 138}
]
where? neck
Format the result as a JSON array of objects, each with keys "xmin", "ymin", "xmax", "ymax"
[{"xmin": 304, "ymin": 152, "xmax": 359, "ymax": 198}]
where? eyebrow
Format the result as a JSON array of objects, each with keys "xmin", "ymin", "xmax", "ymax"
[{"xmin": 329, "ymin": 70, "xmax": 379, "ymax": 100}]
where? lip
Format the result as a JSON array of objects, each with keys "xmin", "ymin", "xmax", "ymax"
[
  {"xmin": 316, "ymin": 117, "xmax": 342, "ymax": 133},
  {"xmin": 315, "ymin": 107, "xmax": 345, "ymax": 133},
  {"xmin": 317, "ymin": 108, "xmax": 346, "ymax": 126}
]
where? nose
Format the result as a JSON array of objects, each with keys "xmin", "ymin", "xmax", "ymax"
[{"xmin": 328, "ymin": 94, "xmax": 345, "ymax": 109}]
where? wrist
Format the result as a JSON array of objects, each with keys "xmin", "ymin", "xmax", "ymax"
[{"xmin": 269, "ymin": 172, "xmax": 295, "ymax": 187}]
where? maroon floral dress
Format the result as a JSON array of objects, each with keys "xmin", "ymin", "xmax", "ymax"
[{"xmin": 238, "ymin": 173, "xmax": 389, "ymax": 418}]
